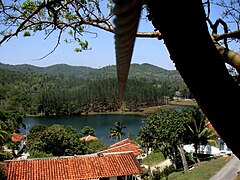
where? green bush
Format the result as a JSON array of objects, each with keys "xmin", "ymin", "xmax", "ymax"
[
  {"xmin": 0, "ymin": 151, "xmax": 13, "ymax": 161},
  {"xmin": 28, "ymin": 151, "xmax": 53, "ymax": 159}
]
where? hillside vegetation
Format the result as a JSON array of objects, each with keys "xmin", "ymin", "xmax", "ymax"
[
  {"xmin": 0, "ymin": 63, "xmax": 178, "ymax": 80},
  {"xmin": 0, "ymin": 63, "xmax": 191, "ymax": 116}
]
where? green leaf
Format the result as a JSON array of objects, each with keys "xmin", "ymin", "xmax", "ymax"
[
  {"xmin": 79, "ymin": 40, "xmax": 88, "ymax": 50},
  {"xmin": 74, "ymin": 48, "xmax": 81, "ymax": 52},
  {"xmin": 23, "ymin": 31, "xmax": 31, "ymax": 37}
]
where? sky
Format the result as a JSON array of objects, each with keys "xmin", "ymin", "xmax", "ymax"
[
  {"xmin": 0, "ymin": 15, "xmax": 175, "ymax": 70},
  {"xmin": 0, "ymin": 2, "xmax": 233, "ymax": 70}
]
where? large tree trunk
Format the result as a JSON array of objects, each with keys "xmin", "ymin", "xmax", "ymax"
[{"xmin": 147, "ymin": 0, "xmax": 240, "ymax": 159}]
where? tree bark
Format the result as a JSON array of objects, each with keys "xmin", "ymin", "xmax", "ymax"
[
  {"xmin": 177, "ymin": 144, "xmax": 189, "ymax": 173},
  {"xmin": 147, "ymin": 0, "xmax": 240, "ymax": 159}
]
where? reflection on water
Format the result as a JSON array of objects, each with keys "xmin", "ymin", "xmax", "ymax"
[{"xmin": 21, "ymin": 114, "xmax": 146, "ymax": 144}]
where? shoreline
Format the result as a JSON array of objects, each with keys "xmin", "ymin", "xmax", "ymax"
[{"xmin": 26, "ymin": 99, "xmax": 197, "ymax": 118}]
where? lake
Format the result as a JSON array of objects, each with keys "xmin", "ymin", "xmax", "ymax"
[{"xmin": 22, "ymin": 114, "xmax": 146, "ymax": 144}]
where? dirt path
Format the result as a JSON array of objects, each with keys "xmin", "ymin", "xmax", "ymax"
[
  {"xmin": 142, "ymin": 159, "xmax": 172, "ymax": 172},
  {"xmin": 150, "ymin": 159, "xmax": 172, "ymax": 171}
]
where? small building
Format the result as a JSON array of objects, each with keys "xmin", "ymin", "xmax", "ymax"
[
  {"xmin": 11, "ymin": 133, "xmax": 25, "ymax": 143},
  {"xmin": 11, "ymin": 133, "xmax": 25, "ymax": 155},
  {"xmin": 3, "ymin": 152, "xmax": 142, "ymax": 180}
]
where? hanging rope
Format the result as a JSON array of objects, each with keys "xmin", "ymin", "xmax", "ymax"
[{"xmin": 113, "ymin": 0, "xmax": 143, "ymax": 107}]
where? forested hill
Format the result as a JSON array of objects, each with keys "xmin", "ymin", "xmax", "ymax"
[
  {"xmin": 0, "ymin": 62, "xmax": 179, "ymax": 80},
  {"xmin": 0, "ymin": 62, "xmax": 190, "ymax": 116}
]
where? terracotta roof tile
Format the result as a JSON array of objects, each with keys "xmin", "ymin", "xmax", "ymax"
[
  {"xmin": 100, "ymin": 138, "xmax": 143, "ymax": 157},
  {"xmin": 99, "ymin": 143, "xmax": 142, "ymax": 156},
  {"xmin": 4, "ymin": 152, "xmax": 142, "ymax": 180},
  {"xmin": 11, "ymin": 133, "xmax": 25, "ymax": 142},
  {"xmin": 110, "ymin": 138, "xmax": 137, "ymax": 148}
]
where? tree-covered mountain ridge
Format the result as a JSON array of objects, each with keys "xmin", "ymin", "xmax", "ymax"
[
  {"xmin": 0, "ymin": 62, "xmax": 190, "ymax": 116},
  {"xmin": 0, "ymin": 62, "xmax": 179, "ymax": 80}
]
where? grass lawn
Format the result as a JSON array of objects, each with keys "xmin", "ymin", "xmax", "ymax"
[
  {"xmin": 168, "ymin": 156, "xmax": 233, "ymax": 180},
  {"xmin": 142, "ymin": 151, "xmax": 166, "ymax": 166}
]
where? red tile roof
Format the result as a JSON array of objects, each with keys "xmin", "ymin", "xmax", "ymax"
[
  {"xmin": 4, "ymin": 152, "xmax": 142, "ymax": 180},
  {"xmin": 99, "ymin": 143, "xmax": 142, "ymax": 157},
  {"xmin": 98, "ymin": 138, "xmax": 143, "ymax": 157},
  {"xmin": 11, "ymin": 133, "xmax": 25, "ymax": 142},
  {"xmin": 110, "ymin": 138, "xmax": 138, "ymax": 148},
  {"xmin": 79, "ymin": 135, "xmax": 98, "ymax": 142}
]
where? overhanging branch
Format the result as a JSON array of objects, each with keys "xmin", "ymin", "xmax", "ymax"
[{"xmin": 214, "ymin": 30, "xmax": 240, "ymax": 41}]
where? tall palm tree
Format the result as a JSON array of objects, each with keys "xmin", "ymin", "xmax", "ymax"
[
  {"xmin": 184, "ymin": 107, "xmax": 217, "ymax": 162},
  {"xmin": 109, "ymin": 121, "xmax": 126, "ymax": 141}
]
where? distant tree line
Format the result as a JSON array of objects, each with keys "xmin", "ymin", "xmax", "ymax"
[{"xmin": 0, "ymin": 66, "xmax": 191, "ymax": 116}]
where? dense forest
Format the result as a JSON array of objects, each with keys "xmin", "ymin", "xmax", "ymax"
[{"xmin": 0, "ymin": 63, "xmax": 191, "ymax": 116}]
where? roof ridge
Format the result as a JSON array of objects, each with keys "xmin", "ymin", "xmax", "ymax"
[
  {"xmin": 4, "ymin": 151, "xmax": 136, "ymax": 163},
  {"xmin": 99, "ymin": 142, "xmax": 132, "ymax": 153},
  {"xmin": 97, "ymin": 151, "xmax": 134, "ymax": 156},
  {"xmin": 110, "ymin": 138, "xmax": 130, "ymax": 146}
]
